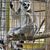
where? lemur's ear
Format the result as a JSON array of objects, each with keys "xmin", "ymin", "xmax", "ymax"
[
  {"xmin": 10, "ymin": 2, "xmax": 13, "ymax": 9},
  {"xmin": 19, "ymin": 1, "xmax": 22, "ymax": 4}
]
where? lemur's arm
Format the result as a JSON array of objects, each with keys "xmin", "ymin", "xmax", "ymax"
[{"xmin": 10, "ymin": 1, "xmax": 21, "ymax": 19}]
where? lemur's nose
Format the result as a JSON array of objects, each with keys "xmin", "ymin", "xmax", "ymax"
[{"xmin": 24, "ymin": 6, "xmax": 28, "ymax": 9}]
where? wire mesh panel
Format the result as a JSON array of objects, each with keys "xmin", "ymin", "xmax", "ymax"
[{"xmin": 0, "ymin": 0, "xmax": 50, "ymax": 50}]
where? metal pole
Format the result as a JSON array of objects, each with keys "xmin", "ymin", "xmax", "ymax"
[{"xmin": 1, "ymin": 0, "xmax": 7, "ymax": 43}]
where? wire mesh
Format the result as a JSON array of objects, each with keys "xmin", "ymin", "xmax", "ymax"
[{"xmin": 0, "ymin": 0, "xmax": 49, "ymax": 50}]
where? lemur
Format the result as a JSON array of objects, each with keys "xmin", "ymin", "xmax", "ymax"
[
  {"xmin": 8, "ymin": 0, "xmax": 37, "ymax": 37},
  {"xmin": 7, "ymin": 0, "xmax": 37, "ymax": 50}
]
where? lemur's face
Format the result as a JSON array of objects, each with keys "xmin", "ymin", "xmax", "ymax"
[
  {"xmin": 22, "ymin": 2, "xmax": 30, "ymax": 10},
  {"xmin": 10, "ymin": 0, "xmax": 31, "ymax": 11}
]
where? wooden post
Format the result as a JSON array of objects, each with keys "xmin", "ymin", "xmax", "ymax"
[{"xmin": 46, "ymin": 0, "xmax": 50, "ymax": 50}]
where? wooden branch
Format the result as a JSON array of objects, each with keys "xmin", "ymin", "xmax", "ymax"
[
  {"xmin": 34, "ymin": 10, "xmax": 45, "ymax": 12},
  {"xmin": 7, "ymin": 32, "xmax": 50, "ymax": 41},
  {"xmin": 35, "ymin": 18, "xmax": 45, "ymax": 34},
  {"xmin": 33, "ymin": 32, "xmax": 50, "ymax": 40}
]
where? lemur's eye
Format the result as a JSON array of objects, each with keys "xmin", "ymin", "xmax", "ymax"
[
  {"xmin": 23, "ymin": 3, "xmax": 26, "ymax": 6},
  {"xmin": 28, "ymin": 4, "xmax": 29, "ymax": 7}
]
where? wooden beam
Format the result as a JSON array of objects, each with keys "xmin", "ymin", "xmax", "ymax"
[
  {"xmin": 33, "ymin": 32, "xmax": 50, "ymax": 39},
  {"xmin": 34, "ymin": 10, "xmax": 45, "ymax": 12},
  {"xmin": 7, "ymin": 32, "xmax": 50, "ymax": 41},
  {"xmin": 34, "ymin": 0, "xmax": 46, "ymax": 2}
]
